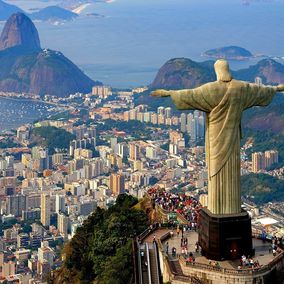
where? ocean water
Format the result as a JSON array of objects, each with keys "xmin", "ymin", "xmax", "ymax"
[
  {"xmin": 0, "ymin": 97, "xmax": 54, "ymax": 132},
  {"xmin": 2, "ymin": 0, "xmax": 284, "ymax": 88}
]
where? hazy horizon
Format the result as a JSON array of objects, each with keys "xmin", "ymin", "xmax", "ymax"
[{"xmin": 2, "ymin": 0, "xmax": 284, "ymax": 87}]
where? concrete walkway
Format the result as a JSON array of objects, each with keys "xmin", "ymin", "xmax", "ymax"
[{"xmin": 142, "ymin": 228, "xmax": 282, "ymax": 270}]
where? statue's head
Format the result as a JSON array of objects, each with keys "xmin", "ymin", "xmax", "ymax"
[{"xmin": 214, "ymin": 59, "xmax": 232, "ymax": 82}]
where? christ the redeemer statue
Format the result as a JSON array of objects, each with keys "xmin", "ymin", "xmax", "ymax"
[{"xmin": 152, "ymin": 59, "xmax": 284, "ymax": 215}]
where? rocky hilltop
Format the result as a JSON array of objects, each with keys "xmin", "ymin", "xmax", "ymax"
[
  {"xmin": 203, "ymin": 46, "xmax": 253, "ymax": 60},
  {"xmin": 0, "ymin": 13, "xmax": 100, "ymax": 97},
  {"xmin": 234, "ymin": 59, "xmax": 284, "ymax": 84},
  {"xmin": 150, "ymin": 58, "xmax": 216, "ymax": 90},
  {"xmin": 0, "ymin": 13, "xmax": 40, "ymax": 52}
]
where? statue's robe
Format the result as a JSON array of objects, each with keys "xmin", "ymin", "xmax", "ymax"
[{"xmin": 170, "ymin": 79, "xmax": 275, "ymax": 214}]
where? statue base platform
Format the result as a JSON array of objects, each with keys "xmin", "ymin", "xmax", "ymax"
[{"xmin": 198, "ymin": 208, "xmax": 254, "ymax": 261}]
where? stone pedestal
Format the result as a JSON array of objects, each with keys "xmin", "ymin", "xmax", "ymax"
[{"xmin": 198, "ymin": 208, "xmax": 253, "ymax": 261}]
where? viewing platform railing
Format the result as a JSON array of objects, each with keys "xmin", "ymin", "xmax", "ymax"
[
  {"xmin": 154, "ymin": 228, "xmax": 284, "ymax": 278},
  {"xmin": 179, "ymin": 251, "xmax": 284, "ymax": 276}
]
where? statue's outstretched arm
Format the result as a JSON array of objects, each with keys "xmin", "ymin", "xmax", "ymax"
[
  {"xmin": 151, "ymin": 89, "xmax": 197, "ymax": 97},
  {"xmin": 243, "ymin": 82, "xmax": 277, "ymax": 110},
  {"xmin": 151, "ymin": 89, "xmax": 171, "ymax": 97},
  {"xmin": 151, "ymin": 87, "xmax": 211, "ymax": 112},
  {"xmin": 275, "ymin": 84, "xmax": 284, "ymax": 92}
]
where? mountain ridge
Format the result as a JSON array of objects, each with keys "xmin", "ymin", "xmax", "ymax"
[{"xmin": 150, "ymin": 57, "xmax": 284, "ymax": 90}]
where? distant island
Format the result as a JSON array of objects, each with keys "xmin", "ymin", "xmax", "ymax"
[
  {"xmin": 30, "ymin": 6, "xmax": 78, "ymax": 22},
  {"xmin": 202, "ymin": 46, "xmax": 253, "ymax": 60},
  {"xmin": 0, "ymin": 0, "xmax": 78, "ymax": 22},
  {"xmin": 59, "ymin": 0, "xmax": 111, "ymax": 12},
  {"xmin": 0, "ymin": 0, "xmax": 111, "ymax": 23}
]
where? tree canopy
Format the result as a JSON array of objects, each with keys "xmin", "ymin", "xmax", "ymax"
[
  {"xmin": 54, "ymin": 194, "xmax": 148, "ymax": 284},
  {"xmin": 32, "ymin": 126, "xmax": 75, "ymax": 153},
  {"xmin": 241, "ymin": 173, "xmax": 284, "ymax": 205}
]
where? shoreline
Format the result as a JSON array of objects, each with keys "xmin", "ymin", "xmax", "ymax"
[
  {"xmin": 0, "ymin": 94, "xmax": 52, "ymax": 105},
  {"xmin": 0, "ymin": 95, "xmax": 70, "ymax": 134},
  {"xmin": 72, "ymin": 3, "xmax": 92, "ymax": 14},
  {"xmin": 0, "ymin": 94, "xmax": 69, "ymax": 108}
]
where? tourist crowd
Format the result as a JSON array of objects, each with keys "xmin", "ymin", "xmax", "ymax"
[{"xmin": 147, "ymin": 187, "xmax": 202, "ymax": 228}]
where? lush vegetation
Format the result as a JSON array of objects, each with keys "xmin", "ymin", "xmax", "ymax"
[
  {"xmin": 96, "ymin": 119, "xmax": 172, "ymax": 141},
  {"xmin": 32, "ymin": 126, "xmax": 75, "ymax": 153},
  {"xmin": 241, "ymin": 173, "xmax": 284, "ymax": 205},
  {"xmin": 0, "ymin": 219, "xmax": 35, "ymax": 237},
  {"xmin": 54, "ymin": 194, "xmax": 148, "ymax": 284},
  {"xmin": 47, "ymin": 110, "xmax": 76, "ymax": 121},
  {"xmin": 0, "ymin": 137, "xmax": 19, "ymax": 149}
]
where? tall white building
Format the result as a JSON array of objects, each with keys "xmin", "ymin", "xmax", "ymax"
[
  {"xmin": 198, "ymin": 115, "xmax": 205, "ymax": 139},
  {"xmin": 144, "ymin": 112, "xmax": 152, "ymax": 123},
  {"xmin": 194, "ymin": 110, "xmax": 200, "ymax": 138},
  {"xmin": 38, "ymin": 244, "xmax": 54, "ymax": 267},
  {"xmin": 157, "ymin": 106, "xmax": 165, "ymax": 115},
  {"xmin": 92, "ymin": 85, "xmax": 112, "ymax": 98},
  {"xmin": 146, "ymin": 147, "xmax": 157, "ymax": 160},
  {"xmin": 117, "ymin": 143, "xmax": 129, "ymax": 158},
  {"xmin": 169, "ymin": 143, "xmax": 178, "ymax": 155},
  {"xmin": 55, "ymin": 195, "xmax": 65, "ymax": 214},
  {"xmin": 41, "ymin": 194, "xmax": 50, "ymax": 227},
  {"xmin": 58, "ymin": 213, "xmax": 69, "ymax": 239},
  {"xmin": 165, "ymin": 107, "xmax": 172, "ymax": 118},
  {"xmin": 180, "ymin": 113, "xmax": 187, "ymax": 133},
  {"xmin": 110, "ymin": 137, "xmax": 117, "ymax": 153},
  {"xmin": 187, "ymin": 115, "xmax": 196, "ymax": 141}
]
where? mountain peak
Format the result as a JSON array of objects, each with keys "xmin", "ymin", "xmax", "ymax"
[
  {"xmin": 0, "ymin": 12, "xmax": 41, "ymax": 52},
  {"xmin": 150, "ymin": 57, "xmax": 216, "ymax": 90},
  {"xmin": 258, "ymin": 58, "xmax": 279, "ymax": 66}
]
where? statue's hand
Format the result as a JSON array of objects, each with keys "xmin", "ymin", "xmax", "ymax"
[
  {"xmin": 151, "ymin": 89, "xmax": 171, "ymax": 97},
  {"xmin": 276, "ymin": 84, "xmax": 284, "ymax": 92}
]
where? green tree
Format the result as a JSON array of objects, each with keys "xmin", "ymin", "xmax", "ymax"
[
  {"xmin": 55, "ymin": 194, "xmax": 148, "ymax": 284},
  {"xmin": 32, "ymin": 126, "xmax": 75, "ymax": 153}
]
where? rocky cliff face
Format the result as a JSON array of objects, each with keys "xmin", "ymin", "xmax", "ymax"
[
  {"xmin": 0, "ymin": 13, "xmax": 41, "ymax": 52},
  {"xmin": 0, "ymin": 13, "xmax": 100, "ymax": 97}
]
